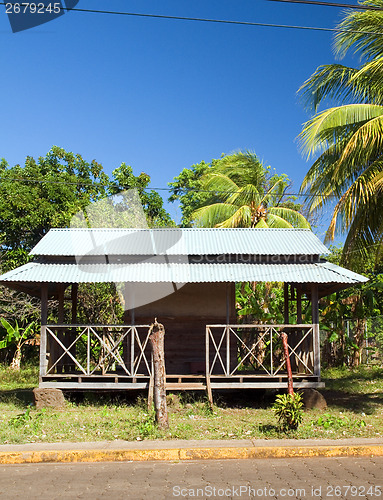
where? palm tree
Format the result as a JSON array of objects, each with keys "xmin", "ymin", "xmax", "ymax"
[
  {"xmin": 192, "ymin": 151, "xmax": 310, "ymax": 229},
  {"xmin": 298, "ymin": 0, "xmax": 383, "ymax": 269}
]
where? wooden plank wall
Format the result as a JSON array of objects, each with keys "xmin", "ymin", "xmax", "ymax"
[{"xmin": 130, "ymin": 283, "xmax": 236, "ymax": 374}]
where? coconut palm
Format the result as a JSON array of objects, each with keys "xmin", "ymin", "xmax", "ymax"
[
  {"xmin": 192, "ymin": 152, "xmax": 310, "ymax": 229},
  {"xmin": 298, "ymin": 0, "xmax": 383, "ymax": 269}
]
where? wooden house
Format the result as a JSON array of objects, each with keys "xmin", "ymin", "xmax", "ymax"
[{"xmin": 0, "ymin": 227, "xmax": 368, "ymax": 402}]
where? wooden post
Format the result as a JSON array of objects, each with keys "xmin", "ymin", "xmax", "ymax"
[
  {"xmin": 311, "ymin": 284, "xmax": 320, "ymax": 378},
  {"xmin": 40, "ymin": 285, "xmax": 48, "ymax": 382},
  {"xmin": 206, "ymin": 327, "xmax": 213, "ymax": 409},
  {"xmin": 226, "ymin": 283, "xmax": 230, "ymax": 324},
  {"xmin": 68, "ymin": 283, "xmax": 78, "ymax": 372},
  {"xmin": 57, "ymin": 286, "xmax": 65, "ymax": 373},
  {"xmin": 71, "ymin": 284, "xmax": 78, "ymax": 324},
  {"xmin": 295, "ymin": 286, "xmax": 303, "ymax": 372},
  {"xmin": 284, "ymin": 283, "xmax": 289, "ymax": 325},
  {"xmin": 148, "ymin": 354, "xmax": 154, "ymax": 411},
  {"xmin": 148, "ymin": 319, "xmax": 168, "ymax": 430},
  {"xmin": 296, "ymin": 287, "xmax": 302, "ymax": 325},
  {"xmin": 281, "ymin": 332, "xmax": 294, "ymax": 395}
]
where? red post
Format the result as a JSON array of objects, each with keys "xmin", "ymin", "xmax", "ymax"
[{"xmin": 281, "ymin": 332, "xmax": 294, "ymax": 396}]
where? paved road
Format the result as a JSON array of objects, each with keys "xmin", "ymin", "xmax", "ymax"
[{"xmin": 0, "ymin": 456, "xmax": 382, "ymax": 500}]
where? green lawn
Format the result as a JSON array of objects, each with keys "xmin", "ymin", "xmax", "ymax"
[{"xmin": 0, "ymin": 364, "xmax": 382, "ymax": 444}]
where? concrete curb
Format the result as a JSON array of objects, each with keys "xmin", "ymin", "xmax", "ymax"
[{"xmin": 1, "ymin": 443, "xmax": 383, "ymax": 464}]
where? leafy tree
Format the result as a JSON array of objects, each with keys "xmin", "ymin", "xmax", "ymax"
[
  {"xmin": 298, "ymin": 0, "xmax": 383, "ymax": 270},
  {"xmin": 108, "ymin": 163, "xmax": 175, "ymax": 228},
  {"xmin": 0, "ymin": 147, "xmax": 109, "ymax": 254},
  {"xmin": 0, "ymin": 148, "xmax": 174, "ymax": 355},
  {"xmin": 0, "ymin": 147, "xmax": 174, "ymax": 268},
  {"xmin": 169, "ymin": 151, "xmax": 309, "ymax": 228},
  {"xmin": 168, "ymin": 160, "xmax": 213, "ymax": 227},
  {"xmin": 319, "ymin": 247, "xmax": 383, "ymax": 366},
  {"xmin": 191, "ymin": 152, "xmax": 310, "ymax": 228}
]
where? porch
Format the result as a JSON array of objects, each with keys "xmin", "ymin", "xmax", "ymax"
[{"xmin": 38, "ymin": 322, "xmax": 324, "ymax": 395}]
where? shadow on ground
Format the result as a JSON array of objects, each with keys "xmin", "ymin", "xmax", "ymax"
[
  {"xmin": 0, "ymin": 389, "xmax": 35, "ymax": 407},
  {"xmin": 322, "ymin": 389, "xmax": 383, "ymax": 415}
]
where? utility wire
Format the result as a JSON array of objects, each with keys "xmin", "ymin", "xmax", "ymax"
[
  {"xmin": 1, "ymin": 1, "xmax": 383, "ymax": 35},
  {"xmin": 0, "ymin": 176, "xmax": 341, "ymax": 197},
  {"xmin": 269, "ymin": 0, "xmax": 383, "ymax": 11}
]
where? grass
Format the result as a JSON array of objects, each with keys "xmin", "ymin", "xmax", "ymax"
[{"xmin": 0, "ymin": 364, "xmax": 383, "ymax": 444}]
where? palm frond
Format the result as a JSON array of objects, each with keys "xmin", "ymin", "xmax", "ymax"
[
  {"xmin": 334, "ymin": 2, "xmax": 383, "ymax": 61},
  {"xmin": 216, "ymin": 150, "xmax": 267, "ymax": 187},
  {"xmin": 227, "ymin": 184, "xmax": 261, "ymax": 207},
  {"xmin": 201, "ymin": 173, "xmax": 239, "ymax": 201},
  {"xmin": 337, "ymin": 113, "xmax": 383, "ymax": 170},
  {"xmin": 266, "ymin": 213, "xmax": 293, "ymax": 228},
  {"xmin": 299, "ymin": 104, "xmax": 383, "ymax": 158},
  {"xmin": 298, "ymin": 64, "xmax": 362, "ymax": 112},
  {"xmin": 215, "ymin": 205, "xmax": 252, "ymax": 228},
  {"xmin": 192, "ymin": 203, "xmax": 239, "ymax": 227},
  {"xmin": 254, "ymin": 218, "xmax": 269, "ymax": 228},
  {"xmin": 326, "ymin": 160, "xmax": 383, "ymax": 240},
  {"xmin": 268, "ymin": 207, "xmax": 310, "ymax": 229}
]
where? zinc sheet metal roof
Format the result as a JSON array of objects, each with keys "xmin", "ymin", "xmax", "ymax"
[
  {"xmin": 30, "ymin": 228, "xmax": 330, "ymax": 257},
  {"xmin": 0, "ymin": 261, "xmax": 367, "ymax": 285}
]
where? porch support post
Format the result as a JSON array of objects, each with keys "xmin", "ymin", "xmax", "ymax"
[
  {"xmin": 57, "ymin": 285, "xmax": 65, "ymax": 372},
  {"xmin": 226, "ymin": 283, "xmax": 230, "ymax": 324},
  {"xmin": 311, "ymin": 284, "xmax": 320, "ymax": 377},
  {"xmin": 296, "ymin": 287, "xmax": 302, "ymax": 324},
  {"xmin": 206, "ymin": 326, "xmax": 213, "ymax": 409},
  {"xmin": 69, "ymin": 284, "xmax": 78, "ymax": 372},
  {"xmin": 284, "ymin": 283, "xmax": 289, "ymax": 324},
  {"xmin": 71, "ymin": 284, "xmax": 78, "ymax": 324},
  {"xmin": 40, "ymin": 285, "xmax": 48, "ymax": 382},
  {"xmin": 58, "ymin": 285, "xmax": 65, "ymax": 323}
]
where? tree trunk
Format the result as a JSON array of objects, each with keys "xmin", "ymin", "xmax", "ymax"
[
  {"xmin": 148, "ymin": 319, "xmax": 168, "ymax": 430},
  {"xmin": 352, "ymin": 318, "xmax": 366, "ymax": 367},
  {"xmin": 281, "ymin": 332, "xmax": 294, "ymax": 395},
  {"xmin": 10, "ymin": 346, "xmax": 22, "ymax": 370}
]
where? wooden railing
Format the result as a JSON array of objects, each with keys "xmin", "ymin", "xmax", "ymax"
[
  {"xmin": 40, "ymin": 324, "xmax": 152, "ymax": 377},
  {"xmin": 206, "ymin": 324, "xmax": 316, "ymax": 377}
]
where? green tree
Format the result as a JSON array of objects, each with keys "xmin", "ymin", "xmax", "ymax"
[
  {"xmin": 169, "ymin": 151, "xmax": 309, "ymax": 228},
  {"xmin": 0, "ymin": 147, "xmax": 174, "ymax": 266},
  {"xmin": 298, "ymin": 0, "xmax": 383, "ymax": 270},
  {"xmin": 168, "ymin": 160, "xmax": 213, "ymax": 227},
  {"xmin": 191, "ymin": 152, "xmax": 310, "ymax": 228},
  {"xmin": 0, "ymin": 147, "xmax": 109, "ymax": 254},
  {"xmin": 0, "ymin": 148, "xmax": 174, "ymax": 350}
]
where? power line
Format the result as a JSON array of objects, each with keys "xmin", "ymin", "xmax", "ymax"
[
  {"xmin": 0, "ymin": 175, "xmax": 341, "ymax": 197},
  {"xmin": 2, "ymin": 2, "xmax": 383, "ymax": 36},
  {"xmin": 269, "ymin": 0, "xmax": 383, "ymax": 11}
]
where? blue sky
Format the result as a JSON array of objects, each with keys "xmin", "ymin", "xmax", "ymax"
[{"xmin": 0, "ymin": 0, "xmax": 357, "ymax": 235}]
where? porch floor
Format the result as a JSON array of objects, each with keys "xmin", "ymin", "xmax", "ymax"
[{"xmin": 40, "ymin": 373, "xmax": 324, "ymax": 390}]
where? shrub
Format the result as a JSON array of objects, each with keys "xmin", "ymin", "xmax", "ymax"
[{"xmin": 272, "ymin": 392, "xmax": 303, "ymax": 431}]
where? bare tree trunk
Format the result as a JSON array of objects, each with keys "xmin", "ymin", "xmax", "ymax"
[
  {"xmin": 281, "ymin": 332, "xmax": 294, "ymax": 396},
  {"xmin": 148, "ymin": 319, "xmax": 168, "ymax": 430},
  {"xmin": 10, "ymin": 346, "xmax": 22, "ymax": 371},
  {"xmin": 352, "ymin": 318, "xmax": 366, "ymax": 367}
]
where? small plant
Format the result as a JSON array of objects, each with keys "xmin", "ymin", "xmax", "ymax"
[
  {"xmin": 316, "ymin": 413, "xmax": 366, "ymax": 430},
  {"xmin": 272, "ymin": 392, "xmax": 303, "ymax": 431},
  {"xmin": 136, "ymin": 411, "xmax": 157, "ymax": 438},
  {"xmin": 0, "ymin": 319, "xmax": 37, "ymax": 370}
]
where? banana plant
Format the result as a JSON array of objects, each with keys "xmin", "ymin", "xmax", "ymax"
[{"xmin": 0, "ymin": 319, "xmax": 37, "ymax": 370}]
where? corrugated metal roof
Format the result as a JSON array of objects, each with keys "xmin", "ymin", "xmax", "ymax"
[
  {"xmin": 0, "ymin": 261, "xmax": 367, "ymax": 285},
  {"xmin": 30, "ymin": 228, "xmax": 330, "ymax": 256}
]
